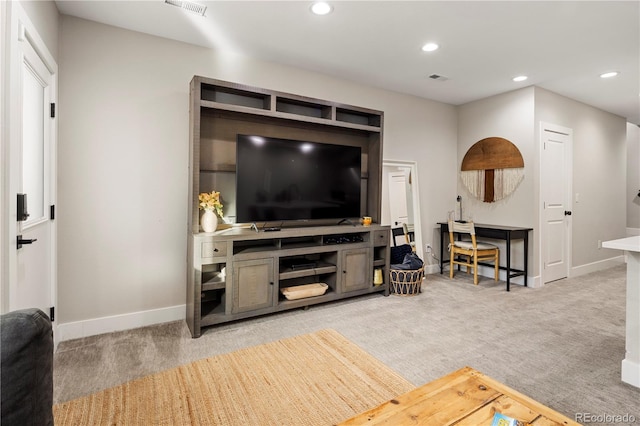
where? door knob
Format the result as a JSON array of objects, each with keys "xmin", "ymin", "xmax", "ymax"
[
  {"xmin": 17, "ymin": 235, "xmax": 37, "ymax": 249},
  {"xmin": 564, "ymin": 211, "xmax": 572, "ymax": 216}
]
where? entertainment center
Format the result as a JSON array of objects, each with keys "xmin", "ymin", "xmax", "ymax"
[{"xmin": 186, "ymin": 76, "xmax": 390, "ymax": 337}]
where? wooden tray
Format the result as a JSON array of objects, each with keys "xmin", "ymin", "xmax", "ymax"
[{"xmin": 280, "ymin": 283, "xmax": 328, "ymax": 300}]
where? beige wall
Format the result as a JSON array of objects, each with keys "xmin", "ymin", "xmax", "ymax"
[
  {"xmin": 57, "ymin": 16, "xmax": 457, "ymax": 326},
  {"xmin": 457, "ymin": 87, "xmax": 536, "ymax": 280},
  {"xmin": 457, "ymin": 86, "xmax": 627, "ymax": 284},
  {"xmin": 535, "ymin": 87, "xmax": 627, "ymax": 273}
]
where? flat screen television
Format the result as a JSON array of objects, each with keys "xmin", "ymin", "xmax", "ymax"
[{"xmin": 236, "ymin": 134, "xmax": 362, "ymax": 223}]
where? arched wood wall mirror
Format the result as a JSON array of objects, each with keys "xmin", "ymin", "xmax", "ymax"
[{"xmin": 460, "ymin": 137, "xmax": 524, "ymax": 203}]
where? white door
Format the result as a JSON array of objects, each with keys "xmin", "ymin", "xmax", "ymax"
[
  {"xmin": 388, "ymin": 171, "xmax": 409, "ymax": 246},
  {"xmin": 388, "ymin": 171, "xmax": 409, "ymax": 227},
  {"xmin": 541, "ymin": 123, "xmax": 572, "ymax": 284},
  {"xmin": 5, "ymin": 3, "xmax": 57, "ymax": 318}
]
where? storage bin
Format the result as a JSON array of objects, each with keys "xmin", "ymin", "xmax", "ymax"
[
  {"xmin": 389, "ymin": 267, "xmax": 424, "ymax": 296},
  {"xmin": 280, "ymin": 283, "xmax": 328, "ymax": 300}
]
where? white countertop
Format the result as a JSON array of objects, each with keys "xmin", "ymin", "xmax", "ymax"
[{"xmin": 602, "ymin": 236, "xmax": 640, "ymax": 253}]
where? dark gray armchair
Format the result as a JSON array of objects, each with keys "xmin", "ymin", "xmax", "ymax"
[{"xmin": 1, "ymin": 308, "xmax": 53, "ymax": 426}]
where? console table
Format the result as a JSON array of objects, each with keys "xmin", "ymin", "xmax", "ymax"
[
  {"xmin": 602, "ymin": 236, "xmax": 640, "ymax": 389},
  {"xmin": 339, "ymin": 366, "xmax": 579, "ymax": 425},
  {"xmin": 438, "ymin": 222, "xmax": 532, "ymax": 291}
]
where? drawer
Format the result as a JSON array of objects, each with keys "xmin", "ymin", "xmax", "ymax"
[
  {"xmin": 373, "ymin": 230, "xmax": 389, "ymax": 246},
  {"xmin": 201, "ymin": 241, "xmax": 227, "ymax": 259}
]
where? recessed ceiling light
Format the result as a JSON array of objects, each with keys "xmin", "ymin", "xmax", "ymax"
[
  {"xmin": 311, "ymin": 2, "xmax": 332, "ymax": 15},
  {"xmin": 421, "ymin": 43, "xmax": 439, "ymax": 52},
  {"xmin": 512, "ymin": 75, "xmax": 528, "ymax": 82},
  {"xmin": 600, "ymin": 71, "xmax": 619, "ymax": 79}
]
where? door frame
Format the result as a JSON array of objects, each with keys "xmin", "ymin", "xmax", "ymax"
[
  {"xmin": 539, "ymin": 121, "xmax": 573, "ymax": 285},
  {"xmin": 382, "ymin": 160, "xmax": 424, "ymax": 262},
  {"xmin": 1, "ymin": 1, "xmax": 58, "ymax": 320},
  {"xmin": 1, "ymin": 0, "xmax": 8, "ymax": 312}
]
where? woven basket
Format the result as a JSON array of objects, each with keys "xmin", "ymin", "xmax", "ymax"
[{"xmin": 389, "ymin": 267, "xmax": 424, "ymax": 296}]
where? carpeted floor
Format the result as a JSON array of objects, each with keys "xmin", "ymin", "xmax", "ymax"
[{"xmin": 54, "ymin": 265, "xmax": 640, "ymax": 425}]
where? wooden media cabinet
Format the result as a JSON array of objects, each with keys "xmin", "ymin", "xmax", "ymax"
[
  {"xmin": 187, "ymin": 225, "xmax": 390, "ymax": 337},
  {"xmin": 186, "ymin": 77, "xmax": 388, "ymax": 337},
  {"xmin": 186, "ymin": 76, "xmax": 389, "ymax": 337}
]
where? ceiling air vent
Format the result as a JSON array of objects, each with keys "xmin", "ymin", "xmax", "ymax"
[
  {"xmin": 429, "ymin": 74, "xmax": 450, "ymax": 81},
  {"xmin": 165, "ymin": 0, "xmax": 207, "ymax": 16}
]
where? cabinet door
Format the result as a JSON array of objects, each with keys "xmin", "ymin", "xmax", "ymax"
[
  {"xmin": 232, "ymin": 258, "xmax": 275, "ymax": 313},
  {"xmin": 341, "ymin": 248, "xmax": 372, "ymax": 292}
]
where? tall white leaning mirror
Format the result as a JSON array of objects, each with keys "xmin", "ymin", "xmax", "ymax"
[{"xmin": 381, "ymin": 160, "xmax": 424, "ymax": 261}]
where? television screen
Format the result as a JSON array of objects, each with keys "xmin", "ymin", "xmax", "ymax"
[{"xmin": 236, "ymin": 134, "xmax": 361, "ymax": 223}]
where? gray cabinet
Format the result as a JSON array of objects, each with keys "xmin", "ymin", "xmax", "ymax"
[
  {"xmin": 232, "ymin": 258, "xmax": 274, "ymax": 313},
  {"xmin": 341, "ymin": 248, "xmax": 371, "ymax": 293}
]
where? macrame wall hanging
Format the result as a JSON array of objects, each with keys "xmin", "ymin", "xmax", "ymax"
[{"xmin": 460, "ymin": 137, "xmax": 524, "ymax": 203}]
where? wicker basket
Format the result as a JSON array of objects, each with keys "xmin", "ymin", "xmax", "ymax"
[{"xmin": 389, "ymin": 267, "xmax": 424, "ymax": 296}]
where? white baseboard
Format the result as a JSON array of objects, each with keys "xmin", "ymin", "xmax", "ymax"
[
  {"xmin": 525, "ymin": 274, "xmax": 542, "ymax": 288},
  {"xmin": 56, "ymin": 304, "xmax": 185, "ymax": 344},
  {"xmin": 571, "ymin": 255, "xmax": 626, "ymax": 278},
  {"xmin": 622, "ymin": 359, "xmax": 640, "ymax": 388},
  {"xmin": 424, "ymin": 264, "xmax": 441, "ymax": 275}
]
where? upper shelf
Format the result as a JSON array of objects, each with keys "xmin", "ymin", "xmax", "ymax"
[{"xmin": 195, "ymin": 76, "xmax": 383, "ymax": 133}]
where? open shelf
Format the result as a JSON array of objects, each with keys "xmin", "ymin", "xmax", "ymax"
[
  {"xmin": 373, "ymin": 259, "xmax": 386, "ymax": 267},
  {"xmin": 202, "ymin": 271, "xmax": 225, "ymax": 291},
  {"xmin": 200, "ymin": 164, "xmax": 236, "ymax": 174},
  {"xmin": 198, "ymin": 78, "xmax": 382, "ymax": 131},
  {"xmin": 233, "ymin": 239, "xmax": 279, "ymax": 255},
  {"xmin": 201, "ymin": 290, "xmax": 225, "ymax": 318},
  {"xmin": 373, "ymin": 246, "xmax": 387, "ymax": 264},
  {"xmin": 336, "ymin": 107, "xmax": 382, "ymax": 128},
  {"xmin": 276, "ymin": 97, "xmax": 332, "ymax": 119},
  {"xmin": 280, "ymin": 235, "xmax": 323, "ymax": 249},
  {"xmin": 279, "ymin": 260, "xmax": 337, "ymax": 280},
  {"xmin": 201, "ymin": 83, "xmax": 270, "ymax": 111}
]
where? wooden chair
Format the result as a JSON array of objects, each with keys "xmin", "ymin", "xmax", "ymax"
[
  {"xmin": 391, "ymin": 227, "xmax": 405, "ymax": 247},
  {"xmin": 402, "ymin": 223, "xmax": 416, "ymax": 251},
  {"xmin": 448, "ymin": 220, "xmax": 499, "ymax": 285}
]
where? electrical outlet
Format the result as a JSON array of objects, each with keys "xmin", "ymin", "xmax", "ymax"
[{"xmin": 597, "ymin": 239, "xmax": 602, "ymax": 249}]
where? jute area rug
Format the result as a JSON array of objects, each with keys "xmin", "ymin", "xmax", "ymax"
[{"xmin": 53, "ymin": 329, "xmax": 413, "ymax": 425}]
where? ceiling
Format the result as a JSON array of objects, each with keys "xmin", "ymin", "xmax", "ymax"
[{"xmin": 54, "ymin": 1, "xmax": 640, "ymax": 125}]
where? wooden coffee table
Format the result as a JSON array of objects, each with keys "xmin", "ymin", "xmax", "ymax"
[{"xmin": 339, "ymin": 366, "xmax": 580, "ymax": 425}]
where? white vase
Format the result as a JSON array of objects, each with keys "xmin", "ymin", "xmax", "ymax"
[{"xmin": 201, "ymin": 210, "xmax": 218, "ymax": 233}]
